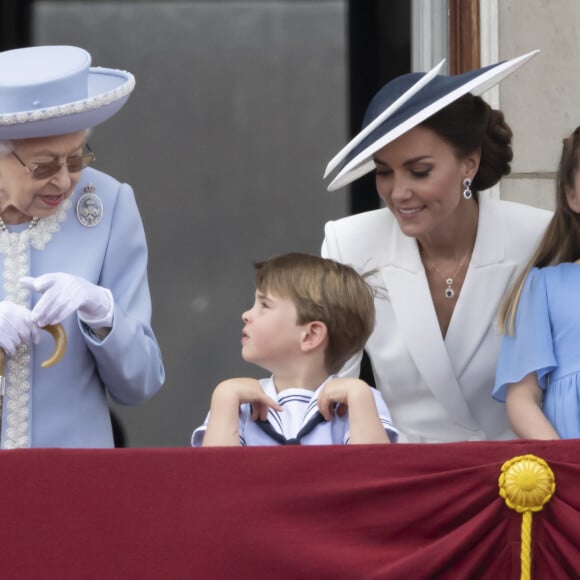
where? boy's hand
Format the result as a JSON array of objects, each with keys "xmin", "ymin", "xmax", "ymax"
[
  {"xmin": 317, "ymin": 377, "xmax": 370, "ymax": 421},
  {"xmin": 318, "ymin": 378, "xmax": 390, "ymax": 444},
  {"xmin": 212, "ymin": 378, "xmax": 283, "ymax": 421},
  {"xmin": 203, "ymin": 378, "xmax": 283, "ymax": 446}
]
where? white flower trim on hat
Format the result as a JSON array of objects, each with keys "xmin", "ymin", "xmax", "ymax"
[{"xmin": 0, "ymin": 70, "xmax": 135, "ymax": 127}]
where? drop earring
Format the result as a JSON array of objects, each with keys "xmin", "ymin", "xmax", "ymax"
[{"xmin": 463, "ymin": 178, "xmax": 473, "ymax": 200}]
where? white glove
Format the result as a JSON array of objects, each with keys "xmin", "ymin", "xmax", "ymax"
[
  {"xmin": 20, "ymin": 273, "xmax": 114, "ymax": 329},
  {"xmin": 0, "ymin": 301, "xmax": 40, "ymax": 355}
]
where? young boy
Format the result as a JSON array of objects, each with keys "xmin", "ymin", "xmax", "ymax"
[{"xmin": 192, "ymin": 253, "xmax": 397, "ymax": 446}]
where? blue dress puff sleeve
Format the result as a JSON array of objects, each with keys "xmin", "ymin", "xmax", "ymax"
[{"xmin": 493, "ymin": 267, "xmax": 557, "ymax": 401}]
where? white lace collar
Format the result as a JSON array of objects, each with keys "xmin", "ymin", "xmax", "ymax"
[
  {"xmin": 0, "ymin": 199, "xmax": 71, "ymax": 448},
  {"xmin": 0, "ymin": 199, "xmax": 71, "ymax": 256}
]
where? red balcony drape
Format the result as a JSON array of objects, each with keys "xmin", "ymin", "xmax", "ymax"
[{"xmin": 1, "ymin": 440, "xmax": 579, "ymax": 579}]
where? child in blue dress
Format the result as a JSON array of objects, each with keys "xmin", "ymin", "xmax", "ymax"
[
  {"xmin": 494, "ymin": 127, "xmax": 580, "ymax": 439},
  {"xmin": 192, "ymin": 253, "xmax": 397, "ymax": 446}
]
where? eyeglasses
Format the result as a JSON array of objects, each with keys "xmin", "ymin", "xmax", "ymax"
[{"xmin": 12, "ymin": 143, "xmax": 95, "ymax": 180}]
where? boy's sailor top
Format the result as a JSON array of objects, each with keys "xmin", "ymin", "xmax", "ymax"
[{"xmin": 191, "ymin": 376, "xmax": 398, "ymax": 446}]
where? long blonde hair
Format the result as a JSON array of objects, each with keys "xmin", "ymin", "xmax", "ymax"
[{"xmin": 498, "ymin": 127, "xmax": 580, "ymax": 335}]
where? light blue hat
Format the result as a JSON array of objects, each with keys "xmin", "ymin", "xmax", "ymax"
[{"xmin": 0, "ymin": 45, "xmax": 135, "ymax": 139}]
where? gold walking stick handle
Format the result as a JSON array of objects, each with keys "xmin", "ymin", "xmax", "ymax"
[
  {"xmin": 0, "ymin": 323, "xmax": 67, "ymax": 446},
  {"xmin": 40, "ymin": 323, "xmax": 67, "ymax": 368},
  {"xmin": 0, "ymin": 323, "xmax": 67, "ymax": 371}
]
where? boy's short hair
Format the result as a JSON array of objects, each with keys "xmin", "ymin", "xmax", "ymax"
[{"xmin": 253, "ymin": 253, "xmax": 375, "ymax": 374}]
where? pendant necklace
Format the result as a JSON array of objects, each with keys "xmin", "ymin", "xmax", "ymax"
[{"xmin": 426, "ymin": 249, "xmax": 471, "ymax": 300}]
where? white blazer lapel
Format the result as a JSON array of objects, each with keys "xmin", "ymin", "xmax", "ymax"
[
  {"xmin": 384, "ymin": 229, "xmax": 480, "ymax": 430},
  {"xmin": 445, "ymin": 194, "xmax": 516, "ymax": 377}
]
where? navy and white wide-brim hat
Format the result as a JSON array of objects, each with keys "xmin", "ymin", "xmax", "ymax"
[
  {"xmin": 324, "ymin": 49, "xmax": 540, "ymax": 191},
  {"xmin": 0, "ymin": 45, "xmax": 135, "ymax": 140}
]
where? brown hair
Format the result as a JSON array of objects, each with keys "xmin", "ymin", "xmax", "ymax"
[
  {"xmin": 421, "ymin": 93, "xmax": 513, "ymax": 196},
  {"xmin": 498, "ymin": 127, "xmax": 580, "ymax": 334},
  {"xmin": 253, "ymin": 253, "xmax": 375, "ymax": 374}
]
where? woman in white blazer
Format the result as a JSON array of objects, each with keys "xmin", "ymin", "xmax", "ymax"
[{"xmin": 322, "ymin": 52, "xmax": 551, "ymax": 443}]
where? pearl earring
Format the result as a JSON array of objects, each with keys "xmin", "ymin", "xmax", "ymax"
[{"xmin": 463, "ymin": 178, "xmax": 473, "ymax": 200}]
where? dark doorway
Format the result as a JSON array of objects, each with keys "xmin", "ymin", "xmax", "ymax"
[
  {"xmin": 0, "ymin": 0, "xmax": 31, "ymax": 50},
  {"xmin": 347, "ymin": 0, "xmax": 411, "ymax": 215}
]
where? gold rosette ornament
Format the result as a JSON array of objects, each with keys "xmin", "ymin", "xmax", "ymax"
[{"xmin": 499, "ymin": 454, "xmax": 556, "ymax": 580}]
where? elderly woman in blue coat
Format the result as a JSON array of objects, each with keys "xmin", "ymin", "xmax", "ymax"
[{"xmin": 0, "ymin": 45, "xmax": 165, "ymax": 448}]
